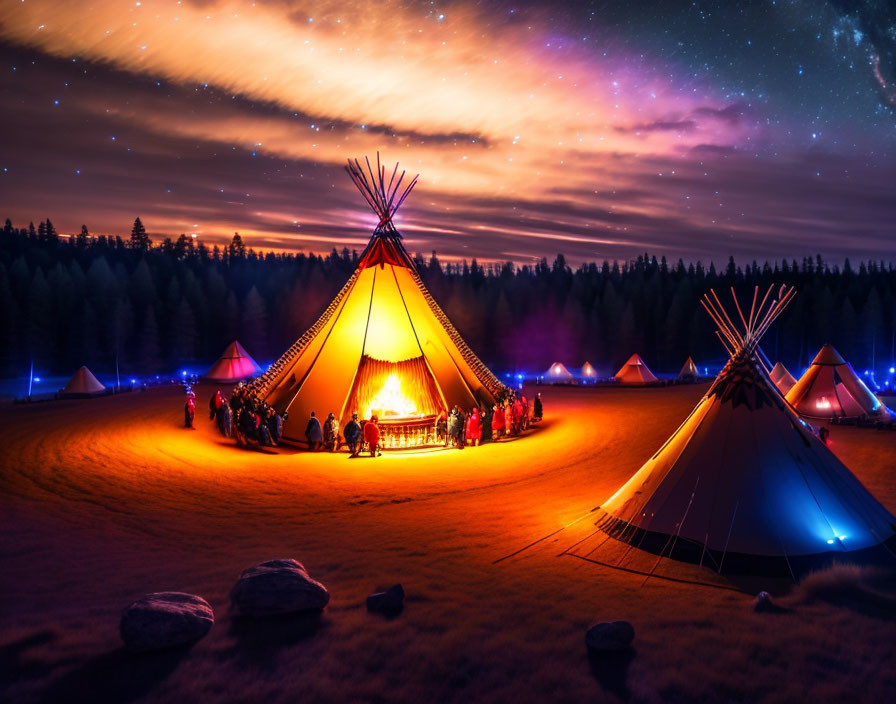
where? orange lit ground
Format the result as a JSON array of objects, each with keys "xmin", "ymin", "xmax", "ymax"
[{"xmin": 1, "ymin": 384, "xmax": 895, "ymax": 703}]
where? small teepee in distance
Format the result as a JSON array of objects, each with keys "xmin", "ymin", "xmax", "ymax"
[
  {"xmin": 614, "ymin": 354, "xmax": 658, "ymax": 385},
  {"xmin": 678, "ymin": 357, "xmax": 699, "ymax": 382},
  {"xmin": 544, "ymin": 362, "xmax": 575, "ymax": 384},
  {"xmin": 581, "ymin": 361, "xmax": 598, "ymax": 381},
  {"xmin": 595, "ymin": 285, "xmax": 896, "ymax": 577},
  {"xmin": 248, "ymin": 155, "xmax": 506, "ymax": 445},
  {"xmin": 769, "ymin": 361, "xmax": 797, "ymax": 394},
  {"xmin": 786, "ymin": 345, "xmax": 888, "ymax": 421},
  {"xmin": 61, "ymin": 366, "xmax": 106, "ymax": 397},
  {"xmin": 205, "ymin": 340, "xmax": 262, "ymax": 383}
]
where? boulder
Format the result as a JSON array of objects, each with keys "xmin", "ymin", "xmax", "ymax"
[
  {"xmin": 585, "ymin": 621, "xmax": 635, "ymax": 652},
  {"xmin": 366, "ymin": 584, "xmax": 404, "ymax": 614},
  {"xmin": 231, "ymin": 559, "xmax": 329, "ymax": 616},
  {"xmin": 120, "ymin": 592, "xmax": 213, "ymax": 653}
]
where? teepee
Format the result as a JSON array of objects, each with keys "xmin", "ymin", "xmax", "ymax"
[
  {"xmin": 544, "ymin": 362, "xmax": 575, "ymax": 384},
  {"xmin": 768, "ymin": 361, "xmax": 797, "ymax": 395},
  {"xmin": 581, "ymin": 361, "xmax": 598, "ymax": 382},
  {"xmin": 615, "ymin": 354, "xmax": 658, "ymax": 385},
  {"xmin": 678, "ymin": 357, "xmax": 699, "ymax": 382},
  {"xmin": 595, "ymin": 286, "xmax": 896, "ymax": 577},
  {"xmin": 61, "ymin": 366, "xmax": 105, "ymax": 396},
  {"xmin": 786, "ymin": 345, "xmax": 888, "ymax": 421},
  {"xmin": 205, "ymin": 340, "xmax": 262, "ymax": 383},
  {"xmin": 247, "ymin": 156, "xmax": 506, "ymax": 446}
]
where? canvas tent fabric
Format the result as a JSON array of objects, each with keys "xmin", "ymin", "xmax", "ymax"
[
  {"xmin": 768, "ymin": 361, "xmax": 797, "ymax": 395},
  {"xmin": 61, "ymin": 366, "xmax": 105, "ymax": 396},
  {"xmin": 595, "ymin": 286, "xmax": 896, "ymax": 577},
  {"xmin": 544, "ymin": 362, "xmax": 575, "ymax": 384},
  {"xmin": 247, "ymin": 156, "xmax": 506, "ymax": 444},
  {"xmin": 785, "ymin": 345, "xmax": 888, "ymax": 421},
  {"xmin": 205, "ymin": 340, "xmax": 262, "ymax": 382},
  {"xmin": 678, "ymin": 357, "xmax": 699, "ymax": 381},
  {"xmin": 615, "ymin": 354, "xmax": 658, "ymax": 385},
  {"xmin": 581, "ymin": 362, "xmax": 598, "ymax": 379}
]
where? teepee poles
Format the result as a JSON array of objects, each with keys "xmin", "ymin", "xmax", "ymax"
[
  {"xmin": 345, "ymin": 153, "xmax": 419, "ymax": 235},
  {"xmin": 700, "ymin": 285, "xmax": 796, "ymax": 360}
]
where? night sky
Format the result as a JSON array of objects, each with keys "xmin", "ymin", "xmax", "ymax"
[{"xmin": 1, "ymin": 0, "xmax": 895, "ymax": 264}]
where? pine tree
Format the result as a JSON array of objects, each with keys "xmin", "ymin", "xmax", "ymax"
[{"xmin": 129, "ymin": 217, "xmax": 151, "ymax": 251}]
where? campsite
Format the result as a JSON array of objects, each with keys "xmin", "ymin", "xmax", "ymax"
[{"xmin": 4, "ymin": 1, "xmax": 896, "ymax": 701}]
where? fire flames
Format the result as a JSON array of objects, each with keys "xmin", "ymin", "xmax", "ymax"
[
  {"xmin": 816, "ymin": 396, "xmax": 832, "ymax": 410},
  {"xmin": 365, "ymin": 373, "xmax": 420, "ymax": 419}
]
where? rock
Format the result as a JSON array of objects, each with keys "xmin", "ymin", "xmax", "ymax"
[
  {"xmin": 585, "ymin": 621, "xmax": 635, "ymax": 652},
  {"xmin": 231, "ymin": 559, "xmax": 329, "ymax": 616},
  {"xmin": 753, "ymin": 591, "xmax": 787, "ymax": 613},
  {"xmin": 120, "ymin": 592, "xmax": 213, "ymax": 653},
  {"xmin": 366, "ymin": 584, "xmax": 404, "ymax": 614}
]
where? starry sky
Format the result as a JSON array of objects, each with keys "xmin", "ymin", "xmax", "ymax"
[{"xmin": 1, "ymin": 0, "xmax": 895, "ymax": 264}]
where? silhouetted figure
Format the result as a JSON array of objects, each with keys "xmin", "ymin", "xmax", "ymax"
[
  {"xmin": 344, "ymin": 413, "xmax": 362, "ymax": 457},
  {"xmin": 323, "ymin": 412, "xmax": 340, "ymax": 451},
  {"xmin": 533, "ymin": 393, "xmax": 543, "ymax": 421},
  {"xmin": 305, "ymin": 411, "xmax": 323, "ymax": 451},
  {"xmin": 184, "ymin": 392, "xmax": 196, "ymax": 428},
  {"xmin": 267, "ymin": 407, "xmax": 283, "ymax": 445},
  {"xmin": 220, "ymin": 400, "xmax": 232, "ymax": 437}
]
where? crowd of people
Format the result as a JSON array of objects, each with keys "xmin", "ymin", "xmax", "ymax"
[
  {"xmin": 186, "ymin": 384, "xmax": 542, "ymax": 456},
  {"xmin": 188, "ymin": 382, "xmax": 287, "ymax": 448}
]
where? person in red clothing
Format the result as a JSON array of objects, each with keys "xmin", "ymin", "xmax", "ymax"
[
  {"xmin": 492, "ymin": 402, "xmax": 506, "ymax": 438},
  {"xmin": 512, "ymin": 396, "xmax": 524, "ymax": 434},
  {"xmin": 184, "ymin": 391, "xmax": 196, "ymax": 429},
  {"xmin": 465, "ymin": 406, "xmax": 482, "ymax": 446},
  {"xmin": 504, "ymin": 401, "xmax": 513, "ymax": 436},
  {"xmin": 364, "ymin": 414, "xmax": 381, "ymax": 457}
]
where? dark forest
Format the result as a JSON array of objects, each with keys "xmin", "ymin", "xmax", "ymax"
[{"xmin": 2, "ymin": 217, "xmax": 895, "ymax": 380}]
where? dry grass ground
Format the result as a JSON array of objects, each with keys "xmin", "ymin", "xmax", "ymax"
[{"xmin": 1, "ymin": 383, "xmax": 895, "ymax": 703}]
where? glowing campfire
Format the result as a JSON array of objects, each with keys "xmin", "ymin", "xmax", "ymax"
[
  {"xmin": 364, "ymin": 373, "xmax": 422, "ymax": 419},
  {"xmin": 816, "ymin": 396, "xmax": 832, "ymax": 410}
]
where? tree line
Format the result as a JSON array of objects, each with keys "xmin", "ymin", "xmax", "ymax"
[{"xmin": 1, "ymin": 217, "xmax": 895, "ymax": 380}]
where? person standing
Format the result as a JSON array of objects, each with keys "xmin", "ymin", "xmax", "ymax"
[
  {"xmin": 220, "ymin": 400, "xmax": 232, "ymax": 437},
  {"xmin": 305, "ymin": 411, "xmax": 323, "ymax": 451},
  {"xmin": 492, "ymin": 402, "xmax": 505, "ymax": 438},
  {"xmin": 533, "ymin": 393, "xmax": 543, "ymax": 421},
  {"xmin": 184, "ymin": 391, "xmax": 196, "ymax": 429},
  {"xmin": 481, "ymin": 404, "xmax": 493, "ymax": 443},
  {"xmin": 323, "ymin": 412, "xmax": 340, "ymax": 451},
  {"xmin": 267, "ymin": 407, "xmax": 283, "ymax": 445},
  {"xmin": 344, "ymin": 413, "xmax": 362, "ymax": 457},
  {"xmin": 466, "ymin": 406, "xmax": 482, "ymax": 447},
  {"xmin": 364, "ymin": 414, "xmax": 381, "ymax": 457}
]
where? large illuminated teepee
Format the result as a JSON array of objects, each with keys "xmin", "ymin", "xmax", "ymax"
[
  {"xmin": 595, "ymin": 286, "xmax": 896, "ymax": 577},
  {"xmin": 248, "ymin": 156, "xmax": 506, "ymax": 446}
]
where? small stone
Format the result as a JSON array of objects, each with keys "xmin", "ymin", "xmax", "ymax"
[
  {"xmin": 366, "ymin": 584, "xmax": 404, "ymax": 614},
  {"xmin": 585, "ymin": 621, "xmax": 635, "ymax": 652},
  {"xmin": 231, "ymin": 559, "xmax": 329, "ymax": 616},
  {"xmin": 753, "ymin": 591, "xmax": 787, "ymax": 613},
  {"xmin": 120, "ymin": 592, "xmax": 213, "ymax": 653}
]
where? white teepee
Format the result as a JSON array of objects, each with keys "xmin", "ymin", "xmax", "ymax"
[
  {"xmin": 544, "ymin": 362, "xmax": 575, "ymax": 384},
  {"xmin": 595, "ymin": 286, "xmax": 896, "ymax": 577},
  {"xmin": 61, "ymin": 366, "xmax": 106, "ymax": 396}
]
